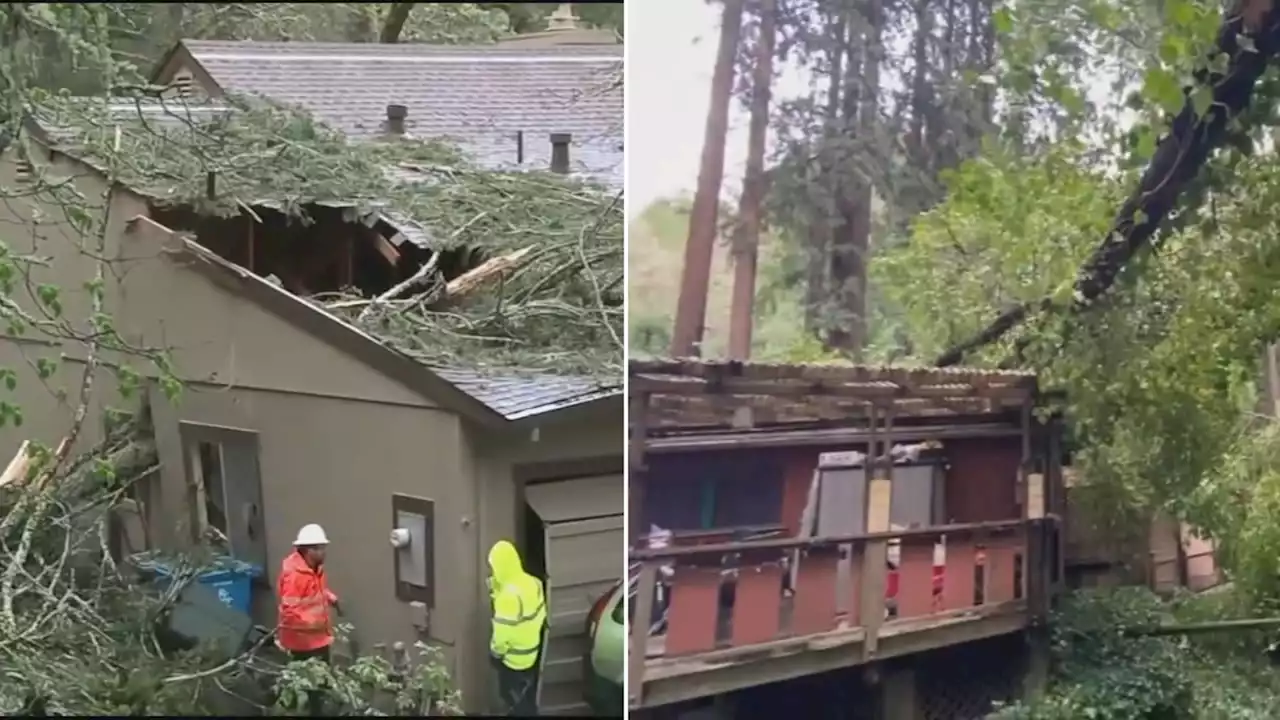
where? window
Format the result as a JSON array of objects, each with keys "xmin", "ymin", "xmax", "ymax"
[
  {"xmin": 196, "ymin": 441, "xmax": 228, "ymax": 545},
  {"xmin": 642, "ymin": 452, "xmax": 783, "ymax": 532}
]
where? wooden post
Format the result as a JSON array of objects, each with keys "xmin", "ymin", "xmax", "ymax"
[
  {"xmin": 1047, "ymin": 413, "xmax": 1066, "ymax": 591},
  {"xmin": 880, "ymin": 666, "xmax": 920, "ymax": 720},
  {"xmin": 861, "ymin": 406, "xmax": 893, "ymax": 659},
  {"xmin": 836, "ymin": 407, "xmax": 874, "ymax": 626},
  {"xmin": 1023, "ymin": 623, "xmax": 1051, "ymax": 703},
  {"xmin": 629, "ymin": 391, "xmax": 650, "ymax": 545},
  {"xmin": 628, "ymin": 562, "xmax": 657, "ymax": 708}
]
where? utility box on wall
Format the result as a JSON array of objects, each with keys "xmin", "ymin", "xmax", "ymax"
[{"xmin": 390, "ymin": 494, "xmax": 435, "ymax": 607}]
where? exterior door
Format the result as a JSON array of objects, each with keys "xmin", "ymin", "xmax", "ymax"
[{"xmin": 524, "ymin": 474, "xmax": 623, "ymax": 715}]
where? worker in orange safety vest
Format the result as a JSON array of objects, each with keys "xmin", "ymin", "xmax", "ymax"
[{"xmin": 277, "ymin": 523, "xmax": 342, "ymax": 664}]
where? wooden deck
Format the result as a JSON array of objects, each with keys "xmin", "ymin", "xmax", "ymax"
[
  {"xmin": 636, "ymin": 601, "xmax": 1029, "ymax": 708},
  {"xmin": 628, "ymin": 519, "xmax": 1053, "ymax": 710}
]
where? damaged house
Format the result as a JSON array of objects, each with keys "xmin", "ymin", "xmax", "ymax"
[{"xmin": 0, "ymin": 88, "xmax": 622, "ymax": 715}]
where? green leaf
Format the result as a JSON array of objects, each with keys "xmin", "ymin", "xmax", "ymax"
[
  {"xmin": 1167, "ymin": 0, "xmax": 1199, "ymax": 27},
  {"xmin": 993, "ymin": 6, "xmax": 1014, "ymax": 34},
  {"xmin": 1142, "ymin": 66, "xmax": 1185, "ymax": 115},
  {"xmin": 1134, "ymin": 126, "xmax": 1158, "ymax": 161},
  {"xmin": 1190, "ymin": 86, "xmax": 1214, "ymax": 119}
]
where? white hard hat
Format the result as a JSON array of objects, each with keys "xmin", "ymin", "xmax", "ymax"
[{"xmin": 294, "ymin": 523, "xmax": 329, "ymax": 546}]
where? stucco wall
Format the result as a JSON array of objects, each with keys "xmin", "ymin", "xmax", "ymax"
[
  {"xmin": 147, "ymin": 384, "xmax": 482, "ymax": 687},
  {"xmin": 0, "ymin": 148, "xmax": 485, "ymax": 703}
]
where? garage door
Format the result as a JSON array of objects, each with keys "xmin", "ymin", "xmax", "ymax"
[{"xmin": 524, "ymin": 475, "xmax": 624, "ymax": 715}]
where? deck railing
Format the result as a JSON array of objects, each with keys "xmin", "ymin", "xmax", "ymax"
[{"xmin": 628, "ymin": 518, "xmax": 1053, "ymax": 705}]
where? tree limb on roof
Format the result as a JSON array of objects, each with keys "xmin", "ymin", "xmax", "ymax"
[{"xmin": 935, "ymin": 0, "xmax": 1280, "ymax": 367}]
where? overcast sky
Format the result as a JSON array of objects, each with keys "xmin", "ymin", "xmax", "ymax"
[
  {"xmin": 623, "ymin": 2, "xmax": 1134, "ymax": 219},
  {"xmin": 626, "ymin": 0, "xmax": 750, "ymax": 218}
]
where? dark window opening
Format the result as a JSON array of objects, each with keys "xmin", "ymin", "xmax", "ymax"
[
  {"xmin": 197, "ymin": 441, "xmax": 229, "ymax": 547},
  {"xmin": 181, "ymin": 424, "xmax": 266, "ymax": 568},
  {"xmin": 522, "ymin": 503, "xmax": 548, "ymax": 581},
  {"xmin": 642, "ymin": 452, "xmax": 784, "ymax": 532}
]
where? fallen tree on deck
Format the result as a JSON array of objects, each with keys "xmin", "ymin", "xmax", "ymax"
[{"xmin": 936, "ymin": 0, "xmax": 1280, "ymax": 368}]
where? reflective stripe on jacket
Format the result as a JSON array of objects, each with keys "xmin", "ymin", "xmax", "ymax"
[
  {"xmin": 488, "ymin": 540, "xmax": 547, "ymax": 671},
  {"xmin": 277, "ymin": 551, "xmax": 336, "ymax": 652}
]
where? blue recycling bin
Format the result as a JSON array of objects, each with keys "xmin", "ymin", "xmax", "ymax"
[{"xmin": 132, "ymin": 553, "xmax": 263, "ymax": 614}]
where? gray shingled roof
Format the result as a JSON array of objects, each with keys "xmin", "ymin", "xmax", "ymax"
[
  {"xmin": 432, "ymin": 367, "xmax": 620, "ymax": 421},
  {"xmin": 175, "ymin": 39, "xmax": 623, "ymax": 188}
]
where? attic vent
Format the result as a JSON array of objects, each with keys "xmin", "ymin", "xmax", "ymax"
[
  {"xmin": 171, "ymin": 71, "xmax": 194, "ymax": 99},
  {"xmin": 14, "ymin": 157, "xmax": 32, "ymax": 185}
]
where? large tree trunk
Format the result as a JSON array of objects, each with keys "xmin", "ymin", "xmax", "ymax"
[
  {"xmin": 670, "ymin": 0, "xmax": 745, "ymax": 357},
  {"xmin": 380, "ymin": 3, "xmax": 415, "ymax": 43},
  {"xmin": 904, "ymin": 0, "xmax": 936, "ymax": 214},
  {"xmin": 728, "ymin": 0, "xmax": 778, "ymax": 359},
  {"xmin": 826, "ymin": 0, "xmax": 882, "ymax": 359},
  {"xmin": 803, "ymin": 8, "xmax": 848, "ymax": 337}
]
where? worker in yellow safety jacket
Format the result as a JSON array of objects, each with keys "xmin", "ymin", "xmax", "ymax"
[{"xmin": 487, "ymin": 540, "xmax": 547, "ymax": 716}]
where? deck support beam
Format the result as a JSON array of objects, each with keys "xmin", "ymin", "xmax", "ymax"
[{"xmin": 880, "ymin": 665, "xmax": 921, "ymax": 720}]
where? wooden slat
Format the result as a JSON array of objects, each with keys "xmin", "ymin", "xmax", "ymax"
[
  {"xmin": 985, "ymin": 537, "xmax": 1021, "ymax": 605},
  {"xmin": 729, "ymin": 563, "xmax": 784, "ymax": 646},
  {"xmin": 791, "ymin": 551, "xmax": 839, "ymax": 635},
  {"xmin": 627, "ymin": 563, "xmax": 656, "ymax": 705},
  {"xmin": 942, "ymin": 541, "xmax": 977, "ymax": 611},
  {"xmin": 861, "ymin": 474, "xmax": 892, "ymax": 655},
  {"xmin": 664, "ymin": 567, "xmax": 722, "ymax": 656},
  {"xmin": 846, "ymin": 548, "xmax": 864, "ymax": 626},
  {"xmin": 896, "ymin": 538, "xmax": 937, "ymax": 619}
]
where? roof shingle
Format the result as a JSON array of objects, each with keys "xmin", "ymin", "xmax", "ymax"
[
  {"xmin": 432, "ymin": 367, "xmax": 620, "ymax": 420},
  {"xmin": 174, "ymin": 39, "xmax": 623, "ymax": 187}
]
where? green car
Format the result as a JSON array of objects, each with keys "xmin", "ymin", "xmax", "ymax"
[{"xmin": 583, "ymin": 579, "xmax": 625, "ymax": 715}]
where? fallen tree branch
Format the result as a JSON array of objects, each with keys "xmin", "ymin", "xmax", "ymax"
[
  {"xmin": 935, "ymin": 0, "xmax": 1280, "ymax": 367},
  {"xmin": 356, "ymin": 250, "xmax": 441, "ymax": 323}
]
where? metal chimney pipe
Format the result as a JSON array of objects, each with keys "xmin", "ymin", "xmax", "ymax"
[
  {"xmin": 386, "ymin": 104, "xmax": 408, "ymax": 136},
  {"xmin": 550, "ymin": 133, "xmax": 571, "ymax": 174}
]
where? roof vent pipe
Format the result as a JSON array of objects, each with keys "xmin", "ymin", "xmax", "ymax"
[
  {"xmin": 550, "ymin": 133, "xmax": 571, "ymax": 174},
  {"xmin": 386, "ymin": 104, "xmax": 408, "ymax": 136}
]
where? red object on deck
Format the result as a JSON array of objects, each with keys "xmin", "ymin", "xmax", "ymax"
[{"xmin": 885, "ymin": 565, "xmax": 945, "ymax": 598}]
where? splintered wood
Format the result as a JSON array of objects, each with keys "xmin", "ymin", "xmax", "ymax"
[
  {"xmin": 0, "ymin": 441, "xmax": 31, "ymax": 488},
  {"xmin": 0, "ymin": 438, "xmax": 70, "ymax": 491},
  {"xmin": 630, "ymin": 358, "xmax": 1038, "ymax": 428}
]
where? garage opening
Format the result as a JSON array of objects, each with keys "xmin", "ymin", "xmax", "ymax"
[{"xmin": 523, "ymin": 473, "xmax": 623, "ymax": 715}]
